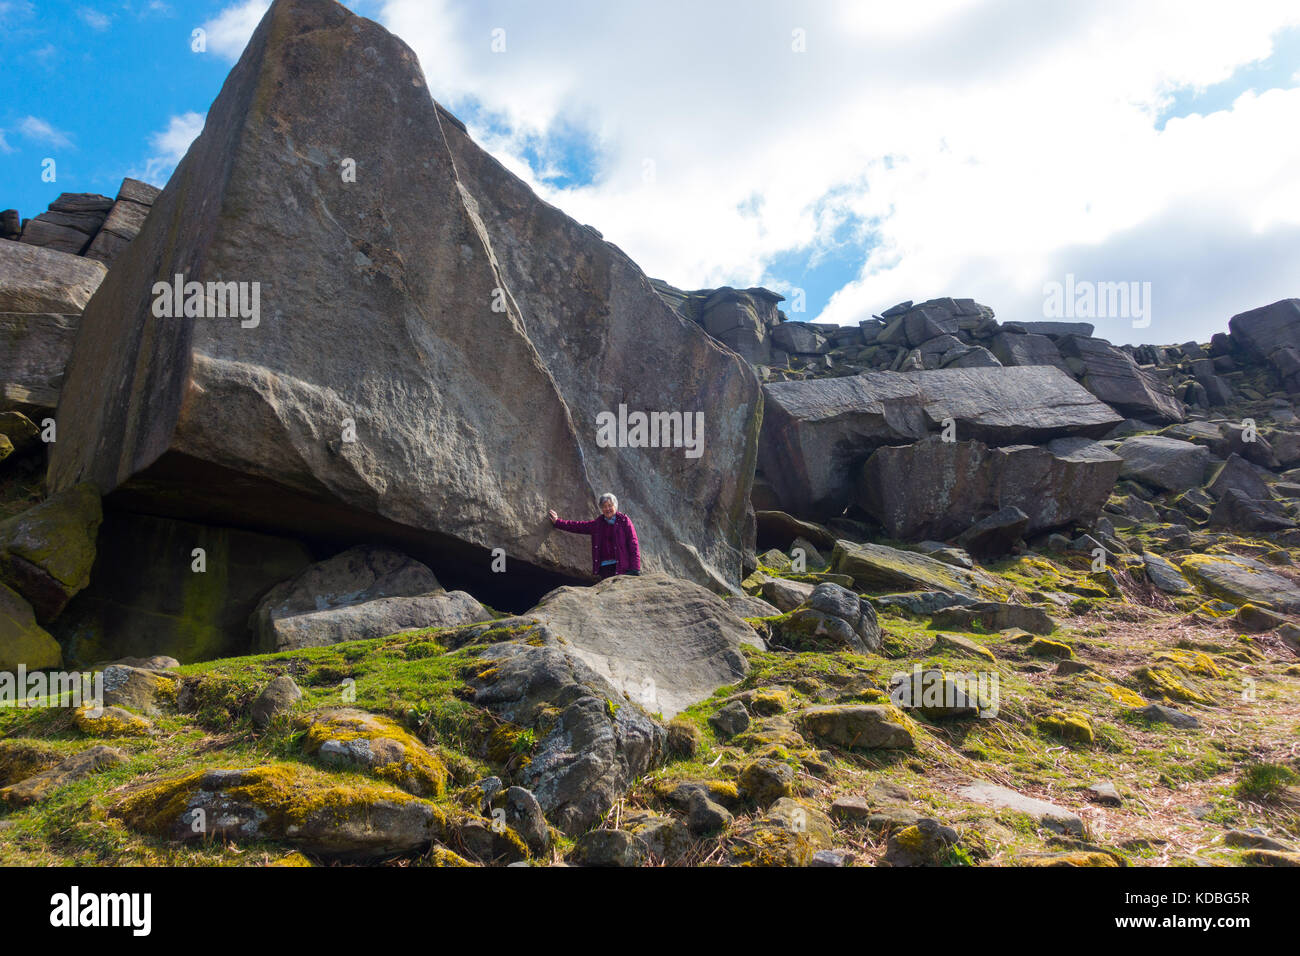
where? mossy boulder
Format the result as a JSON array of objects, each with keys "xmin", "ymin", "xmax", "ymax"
[
  {"xmin": 302, "ymin": 708, "xmax": 448, "ymax": 798},
  {"xmin": 0, "ymin": 744, "xmax": 126, "ymax": 806},
  {"xmin": 0, "ymin": 740, "xmax": 61, "ymax": 787},
  {"xmin": 1131, "ymin": 665, "xmax": 1213, "ymax": 705},
  {"xmin": 738, "ymin": 758, "xmax": 795, "ymax": 806},
  {"xmin": 1038, "ymin": 711, "xmax": 1095, "ymax": 745},
  {"xmin": 884, "ymin": 817, "xmax": 961, "ymax": 866},
  {"xmin": 726, "ymin": 797, "xmax": 833, "ymax": 866},
  {"xmin": 0, "ymin": 482, "xmax": 101, "ymax": 621},
  {"xmin": 73, "ymin": 704, "xmax": 154, "ymax": 737},
  {"xmin": 0, "ymin": 580, "xmax": 62, "ymax": 671},
  {"xmin": 112, "ymin": 762, "xmax": 447, "ymax": 860},
  {"xmin": 1026, "ymin": 637, "xmax": 1074, "ymax": 659},
  {"xmin": 797, "ymin": 704, "xmax": 915, "ymax": 750}
]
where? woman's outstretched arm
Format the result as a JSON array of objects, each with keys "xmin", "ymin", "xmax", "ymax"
[{"xmin": 548, "ymin": 509, "xmax": 600, "ymax": 534}]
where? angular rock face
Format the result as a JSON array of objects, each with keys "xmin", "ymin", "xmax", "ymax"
[
  {"xmin": 1, "ymin": 313, "xmax": 79, "ymax": 411},
  {"xmin": 0, "ymin": 242, "xmax": 106, "ymax": 314},
  {"xmin": 51, "ymin": 511, "xmax": 313, "ymax": 665},
  {"xmin": 760, "ymin": 366, "xmax": 1120, "ymax": 519},
  {"xmin": 1057, "ymin": 335, "xmax": 1184, "ymax": 423},
  {"xmin": 858, "ymin": 436, "xmax": 1121, "ymax": 540},
  {"xmin": 47, "ymin": 0, "xmax": 759, "ymax": 595},
  {"xmin": 523, "ymin": 572, "xmax": 751, "ymax": 718}
]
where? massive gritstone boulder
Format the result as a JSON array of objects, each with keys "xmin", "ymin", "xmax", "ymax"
[
  {"xmin": 758, "ymin": 366, "xmax": 1121, "ymax": 518},
  {"xmin": 46, "ymin": 0, "xmax": 760, "ymax": 595}
]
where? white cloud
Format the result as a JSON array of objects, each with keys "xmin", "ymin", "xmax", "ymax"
[
  {"xmin": 17, "ymin": 116, "xmax": 73, "ymax": 149},
  {"xmin": 77, "ymin": 6, "xmax": 111, "ymax": 30},
  {"xmin": 377, "ymin": 0, "xmax": 1300, "ymax": 342},
  {"xmin": 137, "ymin": 111, "xmax": 205, "ymax": 184},
  {"xmin": 202, "ymin": 0, "xmax": 270, "ymax": 60},
  {"xmin": 0, "ymin": 131, "xmax": 13, "ymax": 154}
]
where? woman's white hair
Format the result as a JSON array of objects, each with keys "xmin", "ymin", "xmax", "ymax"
[{"xmin": 598, "ymin": 492, "xmax": 618, "ymax": 511}]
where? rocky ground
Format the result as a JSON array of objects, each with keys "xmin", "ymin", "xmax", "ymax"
[{"xmin": 1, "ymin": 0, "xmax": 1299, "ymax": 867}]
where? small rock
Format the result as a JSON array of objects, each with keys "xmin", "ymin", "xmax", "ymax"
[
  {"xmin": 708, "ymin": 700, "xmax": 750, "ymax": 738},
  {"xmin": 738, "ymin": 758, "xmax": 795, "ymax": 807},
  {"xmin": 571, "ymin": 829, "xmax": 648, "ymax": 867},
  {"xmin": 250, "ymin": 675, "xmax": 303, "ymax": 728},
  {"xmin": 1128, "ymin": 703, "xmax": 1200, "ymax": 729},
  {"xmin": 687, "ymin": 790, "xmax": 733, "ymax": 836},
  {"xmin": 1086, "ymin": 781, "xmax": 1122, "ymax": 806}
]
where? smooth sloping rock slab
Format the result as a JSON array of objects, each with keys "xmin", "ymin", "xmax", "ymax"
[
  {"xmin": 859, "ymin": 436, "xmax": 1120, "ymax": 540},
  {"xmin": 0, "ymin": 313, "xmax": 78, "ymax": 411},
  {"xmin": 759, "ymin": 366, "xmax": 1119, "ymax": 518},
  {"xmin": 0, "ymin": 241, "xmax": 105, "ymax": 314},
  {"xmin": 831, "ymin": 540, "xmax": 1003, "ymax": 599},
  {"xmin": 954, "ymin": 780, "xmax": 1084, "ymax": 835},
  {"xmin": 1143, "ymin": 552, "xmax": 1193, "ymax": 594},
  {"xmin": 47, "ymin": 0, "xmax": 759, "ymax": 593},
  {"xmin": 524, "ymin": 573, "xmax": 751, "ymax": 718},
  {"xmin": 1180, "ymin": 553, "xmax": 1300, "ymax": 612}
]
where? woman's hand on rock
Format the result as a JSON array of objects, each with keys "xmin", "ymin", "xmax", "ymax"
[{"xmin": 547, "ymin": 509, "xmax": 558, "ymax": 523}]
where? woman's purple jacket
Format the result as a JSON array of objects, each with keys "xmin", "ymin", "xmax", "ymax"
[{"xmin": 552, "ymin": 512, "xmax": 642, "ymax": 576}]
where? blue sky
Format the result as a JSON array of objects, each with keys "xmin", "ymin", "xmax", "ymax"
[{"xmin": 4, "ymin": 0, "xmax": 1299, "ymax": 345}]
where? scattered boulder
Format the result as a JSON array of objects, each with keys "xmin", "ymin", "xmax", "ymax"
[
  {"xmin": 797, "ymin": 704, "xmax": 915, "ymax": 750},
  {"xmin": 250, "ymin": 675, "xmax": 303, "ymax": 728},
  {"xmin": 831, "ymin": 540, "xmax": 1002, "ymax": 599},
  {"xmin": 1127, "ymin": 703, "xmax": 1200, "ymax": 729},
  {"xmin": 570, "ymin": 829, "xmax": 648, "ymax": 867},
  {"xmin": 462, "ymin": 628, "xmax": 665, "ymax": 835},
  {"xmin": 100, "ymin": 665, "xmax": 177, "ymax": 715},
  {"xmin": 931, "ymin": 602, "xmax": 1054, "ymax": 635},
  {"xmin": 1057, "ymin": 335, "xmax": 1184, "ymax": 423},
  {"xmin": 759, "ymin": 366, "xmax": 1120, "ymax": 518},
  {"xmin": 954, "ymin": 780, "xmax": 1084, "ymax": 835},
  {"xmin": 1180, "ymin": 553, "xmax": 1300, "ymax": 612},
  {"xmin": 0, "ymin": 745, "xmax": 127, "ymax": 806},
  {"xmin": 859, "ymin": 437, "xmax": 1120, "ymax": 542},
  {"xmin": 303, "ymin": 708, "xmax": 447, "ymax": 797},
  {"xmin": 1115, "ymin": 436, "xmax": 1211, "ymax": 492},
  {"xmin": 883, "ymin": 817, "xmax": 960, "ymax": 866},
  {"xmin": 772, "ymin": 583, "xmax": 883, "ymax": 654}
]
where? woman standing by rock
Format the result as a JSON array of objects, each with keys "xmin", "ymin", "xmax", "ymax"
[{"xmin": 548, "ymin": 493, "xmax": 642, "ymax": 579}]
